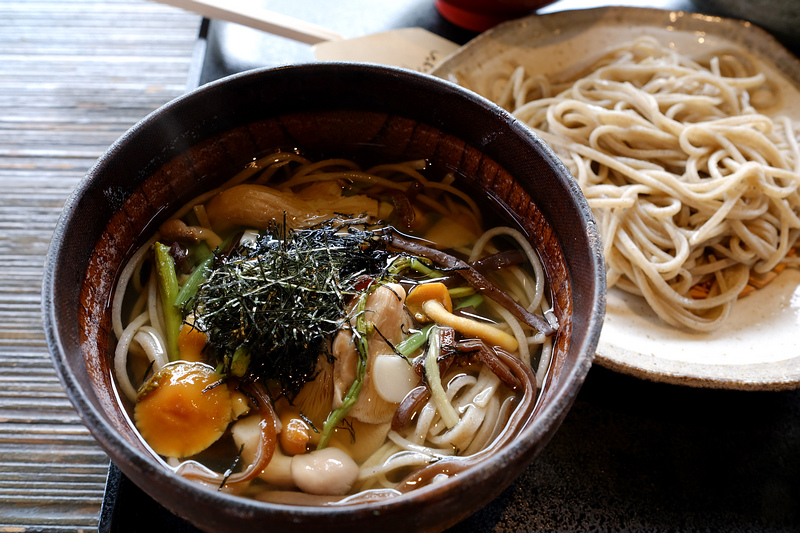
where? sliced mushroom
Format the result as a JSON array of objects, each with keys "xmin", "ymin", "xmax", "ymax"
[
  {"xmin": 158, "ymin": 218, "xmax": 223, "ymax": 249},
  {"xmin": 205, "ymin": 182, "xmax": 379, "ymax": 232},
  {"xmin": 332, "ymin": 284, "xmax": 415, "ymax": 425},
  {"xmin": 293, "ymin": 354, "xmax": 334, "ymax": 434},
  {"xmin": 331, "ymin": 329, "xmax": 358, "ymax": 413}
]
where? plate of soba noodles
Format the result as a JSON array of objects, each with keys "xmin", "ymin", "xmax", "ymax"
[
  {"xmin": 433, "ymin": 6, "xmax": 800, "ymax": 390},
  {"xmin": 43, "ymin": 64, "xmax": 604, "ymax": 532}
]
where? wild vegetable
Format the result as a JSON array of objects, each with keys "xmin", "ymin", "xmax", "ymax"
[
  {"xmin": 384, "ymin": 231, "xmax": 556, "ymax": 336},
  {"xmin": 153, "ymin": 242, "xmax": 182, "ymax": 361},
  {"xmin": 174, "ymin": 220, "xmax": 550, "ymax": 453}
]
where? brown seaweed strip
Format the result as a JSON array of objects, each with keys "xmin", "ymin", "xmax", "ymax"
[
  {"xmin": 391, "ymin": 385, "xmax": 431, "ymax": 432},
  {"xmin": 473, "ymin": 249, "xmax": 526, "ymax": 274},
  {"xmin": 456, "ymin": 339, "xmax": 521, "ymax": 390}
]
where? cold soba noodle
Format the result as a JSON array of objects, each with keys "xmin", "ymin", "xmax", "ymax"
[
  {"xmin": 111, "ymin": 151, "xmax": 557, "ymax": 504},
  {"xmin": 455, "ymin": 36, "xmax": 800, "ymax": 331}
]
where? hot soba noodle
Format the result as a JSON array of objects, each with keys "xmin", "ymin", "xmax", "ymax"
[
  {"xmin": 112, "ymin": 151, "xmax": 557, "ymax": 503},
  {"xmin": 454, "ymin": 36, "xmax": 800, "ymax": 331}
]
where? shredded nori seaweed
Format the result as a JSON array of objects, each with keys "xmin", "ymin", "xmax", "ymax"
[{"xmin": 188, "ymin": 221, "xmax": 394, "ymax": 397}]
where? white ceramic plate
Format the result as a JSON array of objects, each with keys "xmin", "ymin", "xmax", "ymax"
[{"xmin": 432, "ymin": 7, "xmax": 800, "ymax": 390}]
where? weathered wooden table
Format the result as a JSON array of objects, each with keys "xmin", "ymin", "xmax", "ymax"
[{"xmin": 0, "ymin": 1, "xmax": 200, "ymax": 529}]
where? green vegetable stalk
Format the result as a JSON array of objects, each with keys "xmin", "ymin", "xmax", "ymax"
[
  {"xmin": 394, "ymin": 323, "xmax": 433, "ymax": 358},
  {"xmin": 174, "ymin": 254, "xmax": 213, "ymax": 308},
  {"xmin": 153, "ymin": 242, "xmax": 182, "ymax": 361},
  {"xmin": 409, "ymin": 257, "xmax": 443, "ymax": 278},
  {"xmin": 174, "ymin": 234, "xmax": 235, "ymax": 308},
  {"xmin": 424, "ymin": 325, "xmax": 459, "ymax": 429},
  {"xmin": 317, "ymin": 285, "xmax": 374, "ymax": 449},
  {"xmin": 230, "ymin": 345, "xmax": 251, "ymax": 378},
  {"xmin": 454, "ymin": 291, "xmax": 484, "ymax": 310}
]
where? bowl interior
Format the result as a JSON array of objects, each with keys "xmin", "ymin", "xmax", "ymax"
[{"xmin": 43, "ymin": 63, "xmax": 604, "ymax": 533}]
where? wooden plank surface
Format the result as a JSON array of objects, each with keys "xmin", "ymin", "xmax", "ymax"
[{"xmin": 0, "ymin": 1, "xmax": 201, "ymax": 529}]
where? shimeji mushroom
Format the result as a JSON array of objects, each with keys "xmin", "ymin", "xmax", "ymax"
[
  {"xmin": 291, "ymin": 447, "xmax": 359, "ymax": 496},
  {"xmin": 232, "ymin": 416, "xmax": 361, "ymax": 495},
  {"xmin": 232, "ymin": 415, "xmax": 295, "ymax": 488},
  {"xmin": 407, "ymin": 281, "xmax": 519, "ymax": 352},
  {"xmin": 422, "ymin": 299, "xmax": 519, "ymax": 352}
]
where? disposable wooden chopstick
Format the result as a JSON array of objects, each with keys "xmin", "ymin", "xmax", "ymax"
[
  {"xmin": 153, "ymin": 0, "xmax": 344, "ymax": 45},
  {"xmin": 151, "ymin": 0, "xmax": 460, "ymax": 72}
]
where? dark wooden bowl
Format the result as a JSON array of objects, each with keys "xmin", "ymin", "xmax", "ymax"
[{"xmin": 43, "ymin": 63, "xmax": 605, "ymax": 533}]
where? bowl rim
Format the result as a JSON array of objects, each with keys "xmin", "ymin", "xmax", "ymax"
[{"xmin": 42, "ymin": 62, "xmax": 605, "ymax": 526}]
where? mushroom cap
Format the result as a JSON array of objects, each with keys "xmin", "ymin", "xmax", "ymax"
[
  {"xmin": 291, "ymin": 447, "xmax": 359, "ymax": 496},
  {"xmin": 134, "ymin": 361, "xmax": 232, "ymax": 458}
]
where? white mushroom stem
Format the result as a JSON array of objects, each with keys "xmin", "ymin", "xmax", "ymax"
[
  {"xmin": 422, "ymin": 300, "xmax": 519, "ymax": 352},
  {"xmin": 205, "ymin": 182, "xmax": 378, "ymax": 231}
]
